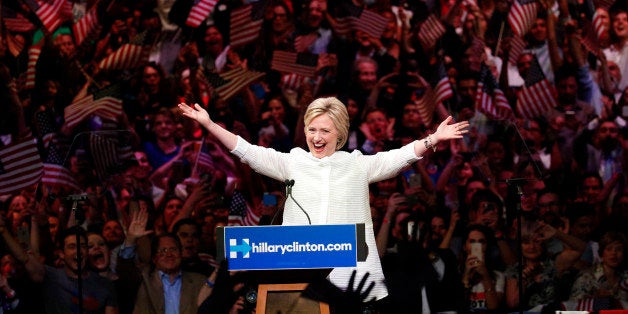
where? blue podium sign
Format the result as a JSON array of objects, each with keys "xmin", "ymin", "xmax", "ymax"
[{"xmin": 221, "ymin": 224, "xmax": 360, "ymax": 271}]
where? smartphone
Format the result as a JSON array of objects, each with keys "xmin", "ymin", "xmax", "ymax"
[
  {"xmin": 263, "ymin": 193, "xmax": 277, "ymax": 206},
  {"xmin": 407, "ymin": 221, "xmax": 420, "ymax": 241},
  {"xmin": 470, "ymin": 242, "xmax": 483, "ymax": 261},
  {"xmin": 409, "ymin": 173, "xmax": 422, "ymax": 188}
]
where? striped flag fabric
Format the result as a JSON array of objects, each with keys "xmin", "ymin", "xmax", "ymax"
[
  {"xmin": 593, "ymin": 0, "xmax": 615, "ymax": 9},
  {"xmin": 186, "ymin": 0, "xmax": 219, "ymax": 27},
  {"xmin": 280, "ymin": 73, "xmax": 307, "ymax": 91},
  {"xmin": 0, "ymin": 136, "xmax": 44, "ymax": 195},
  {"xmin": 73, "ymin": 7, "xmax": 98, "ymax": 46},
  {"xmin": 2, "ymin": 7, "xmax": 36, "ymax": 33},
  {"xmin": 475, "ymin": 65, "xmax": 515, "ymax": 121},
  {"xmin": 89, "ymin": 133, "xmax": 133, "ymax": 180},
  {"xmin": 516, "ymin": 55, "xmax": 556, "ymax": 118},
  {"xmin": 228, "ymin": 190, "xmax": 260, "ymax": 226},
  {"xmin": 508, "ymin": 36, "xmax": 527, "ymax": 65},
  {"xmin": 42, "ymin": 140, "xmax": 79, "ymax": 192},
  {"xmin": 31, "ymin": 0, "xmax": 68, "ymax": 33},
  {"xmin": 593, "ymin": 10, "xmax": 608, "ymax": 40},
  {"xmin": 581, "ymin": 21, "xmax": 602, "ymax": 57},
  {"xmin": 271, "ymin": 51, "xmax": 318, "ymax": 77},
  {"xmin": 64, "ymin": 85, "xmax": 123, "ymax": 129},
  {"xmin": 206, "ymin": 66, "xmax": 265, "ymax": 101},
  {"xmin": 97, "ymin": 32, "xmax": 149, "ymax": 70},
  {"xmin": 418, "ymin": 14, "xmax": 446, "ymax": 49},
  {"xmin": 411, "ymin": 75, "xmax": 436, "ymax": 127},
  {"xmin": 508, "ymin": 0, "xmax": 538, "ymax": 37},
  {"xmin": 294, "ymin": 33, "xmax": 319, "ymax": 53},
  {"xmin": 334, "ymin": 6, "xmax": 388, "ymax": 38},
  {"xmin": 24, "ymin": 43, "xmax": 43, "ymax": 89},
  {"xmin": 430, "ymin": 61, "xmax": 454, "ymax": 106},
  {"xmin": 5, "ymin": 32, "xmax": 25, "ymax": 58},
  {"xmin": 229, "ymin": 1, "xmax": 267, "ymax": 47}
]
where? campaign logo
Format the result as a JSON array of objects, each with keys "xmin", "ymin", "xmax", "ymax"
[{"xmin": 229, "ymin": 238, "xmax": 252, "ymax": 259}]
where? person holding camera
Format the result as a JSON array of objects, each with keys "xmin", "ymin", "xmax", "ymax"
[{"xmin": 179, "ymin": 97, "xmax": 469, "ymax": 305}]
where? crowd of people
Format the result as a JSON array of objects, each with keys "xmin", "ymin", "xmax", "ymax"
[{"xmin": 0, "ymin": 0, "xmax": 627, "ymax": 313}]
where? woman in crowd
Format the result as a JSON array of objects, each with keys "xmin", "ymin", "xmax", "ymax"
[
  {"xmin": 569, "ymin": 231, "xmax": 628, "ymax": 309},
  {"xmin": 460, "ymin": 224, "xmax": 505, "ymax": 313},
  {"xmin": 179, "ymin": 97, "xmax": 468, "ymax": 308}
]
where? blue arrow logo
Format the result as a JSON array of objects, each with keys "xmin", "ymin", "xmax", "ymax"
[{"xmin": 229, "ymin": 238, "xmax": 252, "ymax": 258}]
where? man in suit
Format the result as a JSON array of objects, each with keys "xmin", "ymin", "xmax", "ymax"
[{"xmin": 118, "ymin": 210, "xmax": 206, "ymax": 314}]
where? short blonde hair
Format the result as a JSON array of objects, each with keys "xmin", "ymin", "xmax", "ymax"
[{"xmin": 303, "ymin": 97, "xmax": 349, "ymax": 150}]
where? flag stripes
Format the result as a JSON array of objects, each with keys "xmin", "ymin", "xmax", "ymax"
[
  {"xmin": 186, "ymin": 0, "xmax": 219, "ymax": 27},
  {"xmin": 0, "ymin": 136, "xmax": 43, "ymax": 195},
  {"xmin": 271, "ymin": 51, "xmax": 318, "ymax": 77}
]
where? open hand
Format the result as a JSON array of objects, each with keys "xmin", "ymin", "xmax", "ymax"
[
  {"xmin": 178, "ymin": 103, "xmax": 212, "ymax": 128},
  {"xmin": 434, "ymin": 116, "xmax": 469, "ymax": 142}
]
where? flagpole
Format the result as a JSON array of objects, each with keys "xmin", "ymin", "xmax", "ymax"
[
  {"xmin": 191, "ymin": 136, "xmax": 204, "ymax": 178},
  {"xmin": 494, "ymin": 21, "xmax": 505, "ymax": 58}
]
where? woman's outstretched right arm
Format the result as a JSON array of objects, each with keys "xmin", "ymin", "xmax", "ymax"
[{"xmin": 178, "ymin": 103, "xmax": 238, "ymax": 151}]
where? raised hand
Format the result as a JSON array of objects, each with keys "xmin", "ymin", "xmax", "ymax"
[
  {"xmin": 126, "ymin": 208, "xmax": 153, "ymax": 245},
  {"xmin": 434, "ymin": 116, "xmax": 470, "ymax": 142},
  {"xmin": 178, "ymin": 103, "xmax": 212, "ymax": 128}
]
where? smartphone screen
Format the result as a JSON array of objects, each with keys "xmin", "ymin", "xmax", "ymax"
[{"xmin": 470, "ymin": 242, "xmax": 483, "ymax": 261}]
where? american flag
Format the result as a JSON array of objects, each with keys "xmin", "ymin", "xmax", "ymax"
[
  {"xmin": 73, "ymin": 7, "xmax": 98, "ymax": 46},
  {"xmin": 271, "ymin": 51, "xmax": 318, "ymax": 77},
  {"xmin": 228, "ymin": 190, "xmax": 260, "ymax": 226},
  {"xmin": 280, "ymin": 73, "xmax": 307, "ymax": 91},
  {"xmin": 508, "ymin": 36, "xmax": 527, "ymax": 65},
  {"xmin": 516, "ymin": 56, "xmax": 556, "ymax": 118},
  {"xmin": 430, "ymin": 61, "xmax": 454, "ymax": 106},
  {"xmin": 64, "ymin": 85, "xmax": 123, "ymax": 129},
  {"xmin": 42, "ymin": 140, "xmax": 79, "ymax": 192},
  {"xmin": 593, "ymin": 0, "xmax": 615, "ymax": 9},
  {"xmin": 334, "ymin": 6, "xmax": 388, "ymax": 38},
  {"xmin": 508, "ymin": 0, "xmax": 538, "ymax": 37},
  {"xmin": 2, "ymin": 6, "xmax": 36, "ymax": 33},
  {"xmin": 411, "ymin": 75, "xmax": 436, "ymax": 127},
  {"xmin": 0, "ymin": 136, "xmax": 44, "ymax": 195},
  {"xmin": 24, "ymin": 43, "xmax": 43, "ymax": 89},
  {"xmin": 34, "ymin": 110, "xmax": 58, "ymax": 149},
  {"xmin": 5, "ymin": 32, "xmax": 25, "ymax": 58},
  {"xmin": 475, "ymin": 65, "xmax": 515, "ymax": 121},
  {"xmin": 206, "ymin": 66, "xmax": 265, "ymax": 101},
  {"xmin": 581, "ymin": 21, "xmax": 602, "ymax": 57},
  {"xmin": 229, "ymin": 1, "xmax": 267, "ymax": 47},
  {"xmin": 97, "ymin": 32, "xmax": 149, "ymax": 71},
  {"xmin": 89, "ymin": 133, "xmax": 133, "ymax": 181},
  {"xmin": 30, "ymin": 0, "xmax": 71, "ymax": 33},
  {"xmin": 186, "ymin": 0, "xmax": 219, "ymax": 28},
  {"xmin": 418, "ymin": 14, "xmax": 446, "ymax": 49},
  {"xmin": 592, "ymin": 10, "xmax": 607, "ymax": 40}
]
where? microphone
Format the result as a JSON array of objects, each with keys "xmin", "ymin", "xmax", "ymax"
[{"xmin": 285, "ymin": 179, "xmax": 311, "ymax": 225}]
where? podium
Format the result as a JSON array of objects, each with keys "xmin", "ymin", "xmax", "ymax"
[{"xmin": 216, "ymin": 224, "xmax": 367, "ymax": 313}]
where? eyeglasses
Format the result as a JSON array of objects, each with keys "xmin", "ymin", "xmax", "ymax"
[
  {"xmin": 156, "ymin": 247, "xmax": 179, "ymax": 256},
  {"xmin": 599, "ymin": 127, "xmax": 618, "ymax": 134}
]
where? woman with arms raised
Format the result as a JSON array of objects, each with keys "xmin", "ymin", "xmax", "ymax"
[{"xmin": 178, "ymin": 97, "xmax": 468, "ymax": 305}]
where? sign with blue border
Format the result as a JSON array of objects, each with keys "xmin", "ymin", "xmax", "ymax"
[{"xmin": 222, "ymin": 224, "xmax": 360, "ymax": 270}]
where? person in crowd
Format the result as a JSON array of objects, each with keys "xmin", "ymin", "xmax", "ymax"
[
  {"xmin": 117, "ymin": 209, "xmax": 206, "ymax": 314},
  {"xmin": 178, "ymin": 96, "xmax": 469, "ymax": 308},
  {"xmin": 505, "ymin": 218, "xmax": 586, "ymax": 311},
  {"xmin": 460, "ymin": 224, "xmax": 505, "ymax": 312},
  {"xmin": 1, "ymin": 224, "xmax": 118, "ymax": 314},
  {"xmin": 568, "ymin": 231, "xmax": 628, "ymax": 310}
]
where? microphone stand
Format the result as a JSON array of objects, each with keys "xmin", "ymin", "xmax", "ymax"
[
  {"xmin": 503, "ymin": 120, "xmax": 545, "ymax": 314},
  {"xmin": 68, "ymin": 193, "xmax": 89, "ymax": 314}
]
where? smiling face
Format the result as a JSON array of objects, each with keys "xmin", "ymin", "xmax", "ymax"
[
  {"xmin": 612, "ymin": 11, "xmax": 628, "ymax": 41},
  {"xmin": 62, "ymin": 234, "xmax": 87, "ymax": 275},
  {"xmin": 88, "ymin": 234, "xmax": 110, "ymax": 272},
  {"xmin": 306, "ymin": 114, "xmax": 339, "ymax": 158}
]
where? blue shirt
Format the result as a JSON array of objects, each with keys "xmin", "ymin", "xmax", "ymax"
[{"xmin": 159, "ymin": 271, "xmax": 182, "ymax": 314}]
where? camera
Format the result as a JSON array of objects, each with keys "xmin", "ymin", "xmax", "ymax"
[{"xmin": 239, "ymin": 286, "xmax": 258, "ymax": 313}]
